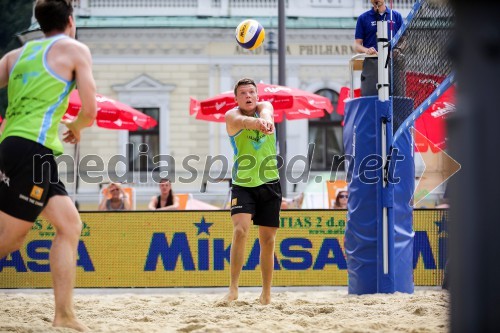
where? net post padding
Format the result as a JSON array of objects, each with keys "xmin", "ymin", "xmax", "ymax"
[
  {"xmin": 343, "ymin": 97, "xmax": 387, "ymax": 294},
  {"xmin": 390, "ymin": 97, "xmax": 416, "ymax": 294},
  {"xmin": 343, "ymin": 96, "xmax": 414, "ymax": 295}
]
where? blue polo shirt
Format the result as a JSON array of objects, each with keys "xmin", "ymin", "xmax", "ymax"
[{"xmin": 355, "ymin": 7, "xmax": 403, "ymax": 50}]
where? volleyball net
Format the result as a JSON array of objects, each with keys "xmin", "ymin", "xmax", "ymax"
[
  {"xmin": 391, "ymin": 0, "xmax": 455, "ymax": 141},
  {"xmin": 343, "ymin": 0, "xmax": 455, "ymax": 294}
]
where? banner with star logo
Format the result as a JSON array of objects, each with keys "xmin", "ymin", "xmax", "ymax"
[{"xmin": 0, "ymin": 210, "xmax": 447, "ymax": 288}]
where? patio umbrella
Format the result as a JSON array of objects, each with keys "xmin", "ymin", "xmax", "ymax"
[
  {"xmin": 191, "ymin": 98, "xmax": 328, "ymax": 123},
  {"xmin": 336, "ymin": 85, "xmax": 454, "ymax": 152},
  {"xmin": 191, "ymin": 98, "xmax": 226, "ymax": 123},
  {"xmin": 63, "ymin": 90, "xmax": 158, "ymax": 130},
  {"xmin": 191, "ymin": 83, "xmax": 333, "ymax": 122},
  {"xmin": 199, "ymin": 83, "xmax": 293, "ymax": 115},
  {"xmin": 64, "ymin": 90, "xmax": 158, "ymax": 202},
  {"xmin": 336, "ymin": 86, "xmax": 360, "ymax": 116},
  {"xmin": 414, "ymin": 85, "xmax": 454, "ymax": 153}
]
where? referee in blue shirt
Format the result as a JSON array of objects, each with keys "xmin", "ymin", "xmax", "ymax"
[{"xmin": 354, "ymin": 0, "xmax": 403, "ymax": 96}]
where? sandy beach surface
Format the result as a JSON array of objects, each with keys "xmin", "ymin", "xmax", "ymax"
[{"xmin": 0, "ymin": 287, "xmax": 448, "ymax": 333}]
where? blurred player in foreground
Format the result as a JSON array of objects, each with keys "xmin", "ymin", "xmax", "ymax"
[{"xmin": 0, "ymin": 0, "xmax": 97, "ymax": 331}]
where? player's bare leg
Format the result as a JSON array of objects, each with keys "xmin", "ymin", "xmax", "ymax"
[
  {"xmin": 258, "ymin": 225, "xmax": 278, "ymax": 305},
  {"xmin": 221, "ymin": 213, "xmax": 252, "ymax": 302},
  {"xmin": 42, "ymin": 195, "xmax": 89, "ymax": 332},
  {"xmin": 0, "ymin": 212, "xmax": 32, "ymax": 260}
]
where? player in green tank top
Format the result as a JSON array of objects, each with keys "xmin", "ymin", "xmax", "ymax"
[
  {"xmin": 229, "ymin": 112, "xmax": 279, "ymax": 187},
  {"xmin": 222, "ymin": 78, "xmax": 282, "ymax": 305},
  {"xmin": 0, "ymin": 1, "xmax": 97, "ymax": 331},
  {"xmin": 0, "ymin": 35, "xmax": 76, "ymax": 155}
]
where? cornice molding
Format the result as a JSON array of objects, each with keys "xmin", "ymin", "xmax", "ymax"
[{"xmin": 78, "ymin": 28, "xmax": 353, "ymax": 56}]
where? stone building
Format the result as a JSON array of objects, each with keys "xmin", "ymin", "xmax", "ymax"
[{"xmin": 20, "ymin": 0, "xmax": 415, "ymax": 209}]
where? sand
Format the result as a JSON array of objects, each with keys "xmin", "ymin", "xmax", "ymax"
[{"xmin": 0, "ymin": 288, "xmax": 448, "ymax": 333}]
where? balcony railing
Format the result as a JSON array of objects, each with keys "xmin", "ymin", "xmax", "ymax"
[
  {"xmin": 361, "ymin": 0, "xmax": 415, "ymax": 11},
  {"xmin": 72, "ymin": 0, "xmax": 415, "ymax": 18}
]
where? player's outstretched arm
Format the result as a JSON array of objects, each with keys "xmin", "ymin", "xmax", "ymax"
[
  {"xmin": 256, "ymin": 101, "xmax": 275, "ymax": 134},
  {"xmin": 226, "ymin": 109, "xmax": 271, "ymax": 135}
]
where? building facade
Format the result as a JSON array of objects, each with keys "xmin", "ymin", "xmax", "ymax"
[{"xmin": 22, "ymin": 0, "xmax": 416, "ymax": 208}]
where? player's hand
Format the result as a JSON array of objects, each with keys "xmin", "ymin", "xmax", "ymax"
[
  {"xmin": 366, "ymin": 47, "xmax": 378, "ymax": 55},
  {"xmin": 261, "ymin": 120, "xmax": 275, "ymax": 135},
  {"xmin": 61, "ymin": 119, "xmax": 81, "ymax": 144},
  {"xmin": 255, "ymin": 118, "xmax": 267, "ymax": 132},
  {"xmin": 256, "ymin": 119, "xmax": 274, "ymax": 135}
]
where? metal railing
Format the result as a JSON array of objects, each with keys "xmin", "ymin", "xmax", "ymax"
[
  {"xmin": 361, "ymin": 0, "xmax": 415, "ymax": 10},
  {"xmin": 71, "ymin": 0, "xmax": 415, "ymax": 18}
]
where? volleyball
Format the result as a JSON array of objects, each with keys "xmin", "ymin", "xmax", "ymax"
[{"xmin": 235, "ymin": 19, "xmax": 265, "ymax": 50}]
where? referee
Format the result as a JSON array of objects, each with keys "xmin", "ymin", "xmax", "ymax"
[{"xmin": 354, "ymin": 0, "xmax": 403, "ymax": 96}]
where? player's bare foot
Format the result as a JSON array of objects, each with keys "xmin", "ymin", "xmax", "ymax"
[
  {"xmin": 53, "ymin": 317, "xmax": 89, "ymax": 332},
  {"xmin": 260, "ymin": 292, "xmax": 271, "ymax": 305},
  {"xmin": 221, "ymin": 288, "xmax": 238, "ymax": 303}
]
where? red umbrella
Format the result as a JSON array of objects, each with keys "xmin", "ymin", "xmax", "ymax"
[
  {"xmin": 286, "ymin": 86, "xmax": 334, "ymax": 114},
  {"xmin": 404, "ymin": 72, "xmax": 452, "ymax": 153},
  {"xmin": 199, "ymin": 84, "xmax": 292, "ymax": 115},
  {"xmin": 192, "ymin": 83, "xmax": 333, "ymax": 122},
  {"xmin": 337, "ymin": 84, "xmax": 454, "ymax": 153},
  {"xmin": 191, "ymin": 97, "xmax": 327, "ymax": 123},
  {"xmin": 414, "ymin": 86, "xmax": 454, "ymax": 153},
  {"xmin": 336, "ymin": 86, "xmax": 360, "ymax": 116},
  {"xmin": 189, "ymin": 97, "xmax": 199, "ymax": 116},
  {"xmin": 63, "ymin": 90, "xmax": 157, "ymax": 202},
  {"xmin": 64, "ymin": 90, "xmax": 158, "ymax": 130},
  {"xmin": 189, "ymin": 98, "xmax": 225, "ymax": 122}
]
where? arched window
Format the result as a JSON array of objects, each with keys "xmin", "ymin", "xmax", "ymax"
[{"xmin": 308, "ymin": 88, "xmax": 344, "ymax": 171}]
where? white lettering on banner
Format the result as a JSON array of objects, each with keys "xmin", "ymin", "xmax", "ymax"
[
  {"xmin": 215, "ymin": 101, "xmax": 226, "ymax": 111},
  {"xmin": 418, "ymin": 79, "xmax": 440, "ymax": 87},
  {"xmin": 264, "ymin": 87, "xmax": 291, "ymax": 93},
  {"xmin": 96, "ymin": 95, "xmax": 116, "ymax": 103},
  {"xmin": 431, "ymin": 102, "xmax": 455, "ymax": 118},
  {"xmin": 298, "ymin": 109, "xmax": 312, "ymax": 115}
]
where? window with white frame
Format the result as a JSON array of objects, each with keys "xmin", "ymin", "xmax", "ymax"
[
  {"xmin": 128, "ymin": 108, "xmax": 160, "ymax": 172},
  {"xmin": 308, "ymin": 89, "xmax": 344, "ymax": 171}
]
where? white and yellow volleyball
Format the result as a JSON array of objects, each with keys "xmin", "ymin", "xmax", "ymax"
[{"xmin": 235, "ymin": 19, "xmax": 265, "ymax": 50}]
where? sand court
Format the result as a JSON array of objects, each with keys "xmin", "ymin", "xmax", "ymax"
[{"xmin": 0, "ymin": 287, "xmax": 448, "ymax": 332}]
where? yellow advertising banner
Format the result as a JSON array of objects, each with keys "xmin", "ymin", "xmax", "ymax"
[
  {"xmin": 412, "ymin": 209, "xmax": 448, "ymax": 286},
  {"xmin": 0, "ymin": 210, "xmax": 447, "ymax": 288}
]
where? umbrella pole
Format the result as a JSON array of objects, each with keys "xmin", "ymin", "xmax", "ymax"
[
  {"xmin": 72, "ymin": 143, "xmax": 80, "ymax": 203},
  {"xmin": 278, "ymin": 0, "xmax": 288, "ymax": 197}
]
